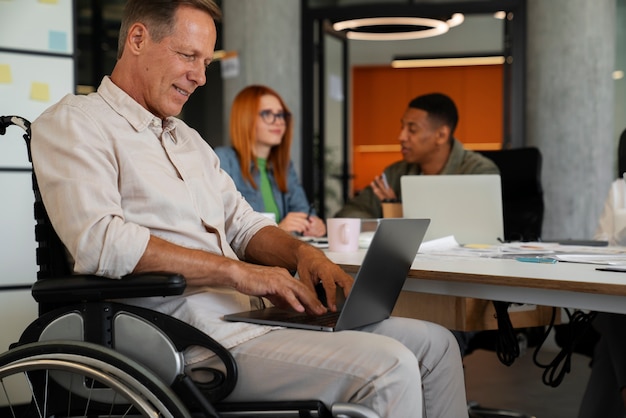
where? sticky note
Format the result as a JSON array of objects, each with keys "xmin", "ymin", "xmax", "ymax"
[
  {"xmin": 30, "ymin": 82, "xmax": 50, "ymax": 102},
  {"xmin": 38, "ymin": 0, "xmax": 59, "ymax": 4},
  {"xmin": 0, "ymin": 64, "xmax": 11, "ymax": 83},
  {"xmin": 48, "ymin": 31, "xmax": 67, "ymax": 52}
]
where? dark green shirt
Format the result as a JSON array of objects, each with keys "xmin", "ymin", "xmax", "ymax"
[{"xmin": 335, "ymin": 139, "xmax": 500, "ymax": 218}]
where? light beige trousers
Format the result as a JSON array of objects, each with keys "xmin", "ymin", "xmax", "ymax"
[{"xmin": 188, "ymin": 317, "xmax": 468, "ymax": 418}]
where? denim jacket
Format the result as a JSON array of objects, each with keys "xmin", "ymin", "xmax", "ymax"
[{"xmin": 214, "ymin": 146, "xmax": 313, "ymax": 221}]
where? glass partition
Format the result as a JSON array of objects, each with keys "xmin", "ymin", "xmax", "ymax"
[{"xmin": 301, "ymin": 0, "xmax": 526, "ymax": 217}]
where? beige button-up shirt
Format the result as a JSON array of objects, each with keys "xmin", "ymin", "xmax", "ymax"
[{"xmin": 31, "ymin": 76, "xmax": 277, "ymax": 363}]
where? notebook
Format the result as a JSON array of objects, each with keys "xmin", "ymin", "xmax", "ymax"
[
  {"xmin": 401, "ymin": 174, "xmax": 504, "ymax": 245},
  {"xmin": 223, "ymin": 218, "xmax": 430, "ymax": 332}
]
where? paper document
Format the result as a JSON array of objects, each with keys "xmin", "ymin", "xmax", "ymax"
[{"xmin": 553, "ymin": 254, "xmax": 626, "ymax": 265}]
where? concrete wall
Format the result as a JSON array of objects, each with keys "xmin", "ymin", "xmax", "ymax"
[
  {"xmin": 526, "ymin": 0, "xmax": 616, "ymax": 239},
  {"xmin": 222, "ymin": 0, "xmax": 302, "ymax": 174}
]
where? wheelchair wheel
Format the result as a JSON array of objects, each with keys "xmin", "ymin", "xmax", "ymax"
[{"xmin": 0, "ymin": 340, "xmax": 192, "ymax": 418}]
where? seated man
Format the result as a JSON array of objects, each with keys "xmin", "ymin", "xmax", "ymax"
[
  {"xmin": 336, "ymin": 92, "xmax": 500, "ymax": 357},
  {"xmin": 30, "ymin": 1, "xmax": 467, "ymax": 417},
  {"xmin": 335, "ymin": 92, "xmax": 499, "ymax": 219}
]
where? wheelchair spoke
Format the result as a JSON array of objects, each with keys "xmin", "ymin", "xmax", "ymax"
[
  {"xmin": 0, "ymin": 341, "xmax": 190, "ymax": 418},
  {"xmin": 24, "ymin": 371, "xmax": 44, "ymax": 418},
  {"xmin": 0, "ymin": 377, "xmax": 18, "ymax": 418},
  {"xmin": 43, "ymin": 369, "xmax": 49, "ymax": 418},
  {"xmin": 82, "ymin": 374, "xmax": 95, "ymax": 417}
]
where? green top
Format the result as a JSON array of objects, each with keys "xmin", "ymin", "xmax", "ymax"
[{"xmin": 257, "ymin": 157, "xmax": 280, "ymax": 221}]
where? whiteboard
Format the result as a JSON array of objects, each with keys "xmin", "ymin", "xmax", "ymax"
[
  {"xmin": 0, "ymin": 51, "xmax": 74, "ymax": 168},
  {"xmin": 0, "ymin": 0, "xmax": 74, "ymax": 291},
  {"xmin": 0, "ymin": 172, "xmax": 37, "ymax": 286},
  {"xmin": 0, "ymin": 0, "xmax": 74, "ymax": 54}
]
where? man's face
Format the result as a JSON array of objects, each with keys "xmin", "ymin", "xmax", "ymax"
[
  {"xmin": 398, "ymin": 107, "xmax": 447, "ymax": 165},
  {"xmin": 137, "ymin": 5, "xmax": 217, "ymax": 119}
]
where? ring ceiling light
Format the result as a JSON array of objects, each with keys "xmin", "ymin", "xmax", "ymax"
[{"xmin": 333, "ymin": 14, "xmax": 464, "ymax": 41}]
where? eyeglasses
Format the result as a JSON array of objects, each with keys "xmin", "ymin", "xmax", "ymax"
[{"xmin": 259, "ymin": 109, "xmax": 291, "ymax": 125}]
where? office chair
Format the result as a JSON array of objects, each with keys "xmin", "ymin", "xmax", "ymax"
[
  {"xmin": 479, "ymin": 148, "xmax": 544, "ymax": 242},
  {"xmin": 461, "ymin": 148, "xmax": 546, "ymax": 418},
  {"xmin": 618, "ymin": 127, "xmax": 626, "ymax": 178},
  {"xmin": 472, "ymin": 147, "xmax": 546, "ymax": 357},
  {"xmin": 0, "ymin": 115, "xmax": 378, "ymax": 418}
]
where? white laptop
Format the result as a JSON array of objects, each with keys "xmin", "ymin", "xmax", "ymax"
[{"xmin": 401, "ymin": 174, "xmax": 503, "ymax": 245}]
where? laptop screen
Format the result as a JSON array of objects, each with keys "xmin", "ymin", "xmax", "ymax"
[{"xmin": 400, "ymin": 174, "xmax": 504, "ymax": 245}]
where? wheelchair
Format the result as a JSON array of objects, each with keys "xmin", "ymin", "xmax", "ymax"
[{"xmin": 0, "ymin": 115, "xmax": 379, "ymax": 418}]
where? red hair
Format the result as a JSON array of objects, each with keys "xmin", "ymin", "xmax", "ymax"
[{"xmin": 229, "ymin": 85, "xmax": 293, "ymax": 193}]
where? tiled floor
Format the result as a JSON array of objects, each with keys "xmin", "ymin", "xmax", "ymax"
[{"xmin": 464, "ymin": 345, "xmax": 592, "ymax": 418}]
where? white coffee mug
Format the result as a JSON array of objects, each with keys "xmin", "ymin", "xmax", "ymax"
[{"xmin": 327, "ymin": 218, "xmax": 361, "ymax": 252}]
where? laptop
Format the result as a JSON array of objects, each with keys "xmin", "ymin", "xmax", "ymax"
[
  {"xmin": 223, "ymin": 218, "xmax": 430, "ymax": 331},
  {"xmin": 401, "ymin": 174, "xmax": 504, "ymax": 245}
]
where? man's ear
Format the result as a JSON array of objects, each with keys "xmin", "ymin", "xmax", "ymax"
[
  {"xmin": 435, "ymin": 124, "xmax": 451, "ymax": 146},
  {"xmin": 126, "ymin": 23, "xmax": 148, "ymax": 55}
]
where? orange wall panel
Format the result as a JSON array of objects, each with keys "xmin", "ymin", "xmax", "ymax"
[
  {"xmin": 352, "ymin": 147, "xmax": 401, "ymax": 191},
  {"xmin": 351, "ymin": 65, "xmax": 503, "ymax": 192}
]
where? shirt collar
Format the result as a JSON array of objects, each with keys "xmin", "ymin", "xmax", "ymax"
[{"xmin": 97, "ymin": 76, "xmax": 178, "ymax": 138}]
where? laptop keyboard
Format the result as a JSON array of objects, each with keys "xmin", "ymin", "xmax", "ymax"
[{"xmin": 281, "ymin": 310, "xmax": 341, "ymax": 327}]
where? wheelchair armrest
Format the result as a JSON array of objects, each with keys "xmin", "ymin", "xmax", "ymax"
[{"xmin": 31, "ymin": 273, "xmax": 186, "ymax": 304}]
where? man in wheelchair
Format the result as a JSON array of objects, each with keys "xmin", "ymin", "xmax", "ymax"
[{"xmin": 29, "ymin": 0, "xmax": 468, "ymax": 416}]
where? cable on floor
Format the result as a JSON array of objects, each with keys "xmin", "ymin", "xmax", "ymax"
[
  {"xmin": 492, "ymin": 301, "xmax": 520, "ymax": 366},
  {"xmin": 532, "ymin": 308, "xmax": 597, "ymax": 387}
]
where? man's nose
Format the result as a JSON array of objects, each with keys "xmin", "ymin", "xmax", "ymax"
[{"xmin": 190, "ymin": 62, "xmax": 207, "ymax": 87}]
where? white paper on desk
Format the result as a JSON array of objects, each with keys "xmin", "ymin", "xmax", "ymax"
[
  {"xmin": 419, "ymin": 236, "xmax": 505, "ymax": 258},
  {"xmin": 554, "ymin": 254, "xmax": 626, "ymax": 265},
  {"xmin": 358, "ymin": 231, "xmax": 375, "ymax": 248},
  {"xmin": 419, "ymin": 235, "xmax": 460, "ymax": 252},
  {"xmin": 499, "ymin": 242, "xmax": 558, "ymax": 254}
]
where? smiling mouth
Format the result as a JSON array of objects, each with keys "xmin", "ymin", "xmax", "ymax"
[{"xmin": 174, "ymin": 86, "xmax": 190, "ymax": 97}]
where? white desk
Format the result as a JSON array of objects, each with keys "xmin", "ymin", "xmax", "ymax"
[{"xmin": 327, "ymin": 250, "xmax": 626, "ymax": 315}]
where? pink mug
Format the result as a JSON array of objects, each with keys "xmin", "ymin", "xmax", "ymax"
[{"xmin": 326, "ymin": 218, "xmax": 361, "ymax": 252}]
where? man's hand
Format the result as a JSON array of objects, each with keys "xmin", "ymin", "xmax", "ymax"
[
  {"xmin": 243, "ymin": 226, "xmax": 353, "ymax": 314},
  {"xmin": 293, "ymin": 245, "xmax": 353, "ymax": 312},
  {"xmin": 371, "ymin": 174, "xmax": 397, "ymax": 201},
  {"xmin": 230, "ymin": 261, "xmax": 328, "ymax": 315}
]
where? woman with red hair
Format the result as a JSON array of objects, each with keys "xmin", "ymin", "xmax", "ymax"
[{"xmin": 215, "ymin": 85, "xmax": 326, "ymax": 237}]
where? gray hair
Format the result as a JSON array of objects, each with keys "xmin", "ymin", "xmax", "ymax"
[{"xmin": 117, "ymin": 0, "xmax": 222, "ymax": 59}]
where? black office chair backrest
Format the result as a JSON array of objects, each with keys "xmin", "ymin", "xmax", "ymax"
[
  {"xmin": 478, "ymin": 147, "xmax": 544, "ymax": 242},
  {"xmin": 618, "ymin": 128, "xmax": 626, "ymax": 178}
]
